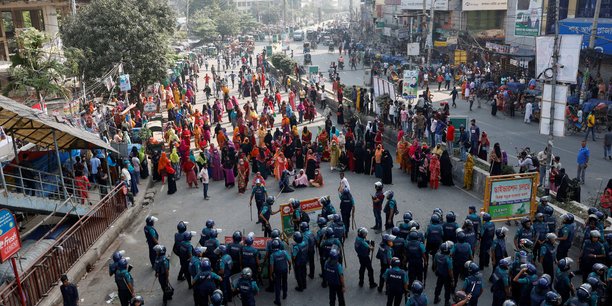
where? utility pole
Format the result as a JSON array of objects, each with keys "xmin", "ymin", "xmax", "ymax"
[
  {"xmin": 544, "ymin": 0, "xmax": 560, "ymax": 195},
  {"xmin": 579, "ymin": 0, "xmax": 602, "ymax": 104},
  {"xmin": 426, "ymin": 0, "xmax": 434, "ymax": 66},
  {"xmin": 70, "ymin": 0, "xmax": 77, "ymax": 16},
  {"xmin": 349, "ymin": 0, "xmax": 353, "ymax": 21}
]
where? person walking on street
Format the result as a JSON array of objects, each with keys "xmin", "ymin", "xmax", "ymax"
[
  {"xmin": 576, "ymin": 140, "xmax": 590, "ymax": 185},
  {"xmin": 60, "ymin": 275, "xmax": 79, "ymax": 306},
  {"xmin": 585, "ymin": 111, "xmax": 596, "ymax": 141},
  {"xmin": 450, "ymin": 87, "xmax": 458, "ymax": 108}
]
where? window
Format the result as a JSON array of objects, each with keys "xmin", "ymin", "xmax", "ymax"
[{"xmin": 465, "ymin": 10, "xmax": 505, "ymax": 32}]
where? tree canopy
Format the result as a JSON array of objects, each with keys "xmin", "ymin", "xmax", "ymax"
[
  {"xmin": 61, "ymin": 0, "xmax": 176, "ymax": 88},
  {"xmin": 188, "ymin": 0, "xmax": 261, "ymax": 42}
]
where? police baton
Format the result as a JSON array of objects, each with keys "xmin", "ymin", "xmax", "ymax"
[
  {"xmin": 341, "ymin": 243, "xmax": 347, "ymax": 268},
  {"xmin": 249, "ymin": 202, "xmax": 253, "ymax": 221}
]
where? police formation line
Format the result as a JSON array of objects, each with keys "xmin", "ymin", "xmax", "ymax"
[{"xmin": 110, "ymin": 183, "xmax": 611, "ymax": 306}]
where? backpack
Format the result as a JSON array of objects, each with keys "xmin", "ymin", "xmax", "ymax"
[
  {"xmin": 301, "ymin": 211, "xmax": 310, "ymax": 223},
  {"xmin": 530, "ymin": 155, "xmax": 540, "ymax": 168}
]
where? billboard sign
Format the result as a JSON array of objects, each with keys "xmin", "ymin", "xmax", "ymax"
[
  {"xmin": 400, "ymin": 0, "xmax": 449, "ymax": 10},
  {"xmin": 559, "ymin": 19, "xmax": 612, "ymax": 55},
  {"xmin": 536, "ymin": 35, "xmax": 581, "ymax": 84},
  {"xmin": 0, "ymin": 209, "xmax": 21, "ymax": 262},
  {"xmin": 484, "ymin": 173, "xmax": 538, "ymax": 221},
  {"xmin": 402, "ymin": 70, "xmax": 419, "ymax": 99},
  {"xmin": 515, "ymin": 0, "xmax": 542, "ymax": 36},
  {"xmin": 462, "ymin": 0, "xmax": 508, "ymax": 10}
]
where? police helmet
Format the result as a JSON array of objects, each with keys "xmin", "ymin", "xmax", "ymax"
[
  {"xmin": 194, "ymin": 246, "xmax": 205, "ymax": 256},
  {"xmin": 131, "ymin": 296, "xmax": 144, "ymax": 305},
  {"xmin": 463, "ymin": 219, "xmax": 473, "ymax": 229},
  {"xmin": 403, "ymin": 212, "xmax": 413, "ymax": 222},
  {"xmin": 177, "ymin": 221, "xmax": 187, "ymax": 233},
  {"xmin": 590, "ymin": 230, "xmax": 601, "ymax": 239},
  {"xmin": 543, "ymin": 205, "xmax": 554, "ymax": 216},
  {"xmin": 408, "ymin": 231, "xmax": 419, "ymax": 241},
  {"xmin": 385, "ymin": 190, "xmax": 394, "ymax": 199},
  {"xmin": 112, "ymin": 250, "xmax": 125, "ymax": 262},
  {"xmin": 546, "ymin": 233, "xmax": 557, "ymax": 242},
  {"xmin": 342, "ymin": 187, "xmax": 350, "ymax": 195},
  {"xmin": 525, "ymin": 263, "xmax": 537, "ymax": 275},
  {"xmin": 333, "ymin": 214, "xmax": 341, "ymax": 222},
  {"xmin": 408, "ymin": 220, "xmax": 420, "ymax": 230},
  {"xmin": 118, "ymin": 258, "xmax": 129, "ymax": 270},
  {"xmin": 291, "ymin": 198, "xmax": 300, "ymax": 208},
  {"xmin": 536, "ymin": 275, "xmax": 551, "ymax": 289},
  {"xmin": 271, "ymin": 229, "xmax": 281, "ymax": 239},
  {"xmin": 577, "ymin": 283, "xmax": 592, "ymax": 300},
  {"xmin": 153, "ymin": 245, "xmax": 166, "ymax": 256},
  {"xmin": 357, "ymin": 227, "xmax": 368, "ymax": 238},
  {"xmin": 241, "ymin": 267, "xmax": 253, "ymax": 280},
  {"xmin": 535, "ymin": 213, "xmax": 544, "ymax": 220},
  {"xmin": 293, "ymin": 232, "xmax": 303, "ymax": 243},
  {"xmin": 383, "ymin": 234, "xmax": 393, "ymax": 243},
  {"xmin": 593, "ymin": 263, "xmax": 607, "ymax": 273},
  {"xmin": 245, "ymin": 235, "xmax": 254, "ymax": 246},
  {"xmin": 540, "ymin": 196, "xmax": 550, "ymax": 204},
  {"xmin": 520, "ymin": 216, "xmax": 531, "ymax": 226},
  {"xmin": 266, "ymin": 196, "xmax": 276, "ymax": 205},
  {"xmin": 411, "ymin": 280, "xmax": 424, "ymax": 294},
  {"xmin": 606, "ymin": 233, "xmax": 612, "ymax": 244},
  {"xmin": 329, "ymin": 248, "xmax": 340, "ymax": 260},
  {"xmin": 391, "ymin": 257, "xmax": 400, "ymax": 267},
  {"xmin": 317, "ymin": 217, "xmax": 327, "ymax": 227},
  {"xmin": 210, "ymin": 229, "xmax": 218, "ymax": 239},
  {"xmin": 211, "ymin": 289, "xmax": 223, "ymax": 304},
  {"xmin": 300, "ymin": 222, "xmax": 309, "ymax": 232},
  {"xmin": 558, "ymin": 257, "xmax": 574, "ymax": 271},
  {"xmin": 183, "ymin": 231, "xmax": 196, "ymax": 240},
  {"xmin": 325, "ymin": 227, "xmax": 335, "ymax": 238},
  {"xmin": 206, "ymin": 219, "xmax": 215, "ymax": 228},
  {"xmin": 467, "ymin": 261, "xmax": 479, "ymax": 275},
  {"xmin": 495, "ymin": 227, "xmax": 509, "ymax": 239},
  {"xmin": 201, "ymin": 258, "xmax": 212, "ymax": 271},
  {"xmin": 502, "ymin": 301, "xmax": 517, "ymax": 306},
  {"xmin": 214, "ymin": 245, "xmax": 227, "ymax": 255},
  {"xmin": 391, "ymin": 227, "xmax": 400, "ymax": 236},
  {"xmin": 587, "ymin": 207, "xmax": 599, "ymax": 215},
  {"xmin": 446, "ymin": 211, "xmax": 456, "ymax": 223},
  {"xmin": 499, "ymin": 257, "xmax": 511, "ymax": 269},
  {"xmin": 271, "ymin": 239, "xmax": 281, "ymax": 251},
  {"xmin": 374, "ymin": 181, "xmax": 383, "ymax": 190},
  {"xmin": 545, "ymin": 291, "xmax": 561, "ymax": 304},
  {"xmin": 320, "ymin": 196, "xmax": 330, "ymax": 206},
  {"xmin": 431, "ymin": 214, "xmax": 441, "ymax": 224},
  {"xmin": 561, "ymin": 213, "xmax": 574, "ymax": 224},
  {"xmin": 232, "ymin": 231, "xmax": 242, "ymax": 243},
  {"xmin": 453, "ymin": 291, "xmax": 467, "ymax": 302},
  {"xmin": 145, "ymin": 216, "xmax": 158, "ymax": 226},
  {"xmin": 439, "ymin": 242, "xmax": 450, "ymax": 254},
  {"xmin": 586, "ymin": 276, "xmax": 600, "ymax": 289},
  {"xmin": 456, "ymin": 231, "xmax": 466, "ymax": 243},
  {"xmin": 482, "ymin": 212, "xmax": 491, "ymax": 222},
  {"xmin": 595, "ymin": 211, "xmax": 605, "ymax": 221},
  {"xmin": 519, "ymin": 238, "xmax": 534, "ymax": 251}
]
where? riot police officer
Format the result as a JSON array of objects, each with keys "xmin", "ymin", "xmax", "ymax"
[
  {"xmin": 513, "ymin": 217, "xmax": 535, "ymax": 249},
  {"xmin": 236, "ymin": 267, "xmax": 259, "ymax": 306},
  {"xmin": 178, "ymin": 231, "xmax": 196, "ymax": 288},
  {"xmin": 320, "ymin": 195, "xmax": 336, "ymax": 219},
  {"xmin": 338, "ymin": 188, "xmax": 354, "ymax": 235},
  {"xmin": 490, "ymin": 257, "xmax": 511, "ymax": 306},
  {"xmin": 269, "ymin": 239, "xmax": 291, "ymax": 305},
  {"xmin": 465, "ymin": 206, "xmax": 481, "ymax": 238},
  {"xmin": 324, "ymin": 248, "xmax": 345, "ymax": 306},
  {"xmin": 153, "ymin": 245, "xmax": 172, "ymax": 306},
  {"xmin": 490, "ymin": 227, "xmax": 509, "ymax": 271},
  {"xmin": 292, "ymin": 232, "xmax": 308, "ymax": 292},
  {"xmin": 241, "ymin": 234, "xmax": 260, "ymax": 284},
  {"xmin": 228, "ymin": 231, "xmax": 243, "ymax": 274},
  {"xmin": 300, "ymin": 222, "xmax": 316, "ymax": 279},
  {"xmin": 533, "ymin": 213, "xmax": 549, "ymax": 261},
  {"xmin": 115, "ymin": 258, "xmax": 134, "ymax": 306},
  {"xmin": 580, "ymin": 230, "xmax": 605, "ymax": 283},
  {"xmin": 216, "ymin": 245, "xmax": 234, "ymax": 303},
  {"xmin": 129, "ymin": 296, "xmax": 144, "ymax": 306},
  {"xmin": 193, "ymin": 258, "xmax": 222, "ymax": 306},
  {"xmin": 330, "ymin": 214, "xmax": 346, "ymax": 243},
  {"xmin": 443, "ymin": 211, "xmax": 459, "ymax": 243},
  {"xmin": 199, "ymin": 219, "xmax": 216, "ymax": 246},
  {"xmin": 204, "ymin": 229, "xmax": 221, "ymax": 270},
  {"xmin": 539, "ymin": 233, "xmax": 557, "ymax": 279},
  {"xmin": 354, "ymin": 227, "xmax": 377, "ymax": 288},
  {"xmin": 530, "ymin": 275, "xmax": 552, "ymax": 306},
  {"xmin": 173, "ymin": 221, "xmax": 188, "ymax": 256},
  {"xmin": 250, "ymin": 179, "xmax": 268, "ymax": 223},
  {"xmin": 479, "ymin": 213, "xmax": 495, "ymax": 268},
  {"xmin": 536, "ymin": 196, "xmax": 551, "ymax": 214},
  {"xmin": 291, "ymin": 198, "xmax": 304, "ymax": 232},
  {"xmin": 383, "ymin": 257, "xmax": 408, "ymax": 306},
  {"xmin": 543, "ymin": 205, "xmax": 557, "ymax": 234},
  {"xmin": 556, "ymin": 213, "xmax": 576, "ymax": 260},
  {"xmin": 542, "ymin": 291, "xmax": 562, "ymax": 306},
  {"xmin": 190, "ymin": 246, "xmax": 206, "ymax": 280},
  {"xmin": 321, "ymin": 227, "xmax": 343, "ymax": 283},
  {"xmin": 144, "ymin": 216, "xmax": 159, "ymax": 267},
  {"xmin": 399, "ymin": 212, "xmax": 413, "ymax": 239},
  {"xmin": 406, "ymin": 230, "xmax": 427, "ymax": 288},
  {"xmin": 109, "ymin": 250, "xmax": 126, "ymax": 277},
  {"xmin": 462, "ymin": 220, "xmax": 478, "ymax": 252},
  {"xmin": 390, "ymin": 227, "xmax": 406, "ymax": 268},
  {"xmin": 406, "ymin": 280, "xmax": 428, "ymax": 306},
  {"xmin": 554, "ymin": 257, "xmax": 575, "ymax": 304},
  {"xmin": 452, "ymin": 231, "xmax": 473, "ymax": 285},
  {"xmin": 260, "ymin": 196, "xmax": 278, "ymax": 237},
  {"xmin": 376, "ymin": 233, "xmax": 394, "ymax": 293},
  {"xmin": 512, "ymin": 263, "xmax": 538, "ymax": 305},
  {"xmin": 564, "ymin": 283, "xmax": 592, "ymax": 306},
  {"xmin": 462, "ymin": 262, "xmax": 483, "ymax": 306},
  {"xmin": 433, "ymin": 241, "xmax": 455, "ymax": 306},
  {"xmin": 371, "ymin": 182, "xmax": 384, "ymax": 231},
  {"xmin": 426, "ymin": 213, "xmax": 444, "ymax": 260},
  {"xmin": 383, "ymin": 191, "xmax": 397, "ymax": 231}
]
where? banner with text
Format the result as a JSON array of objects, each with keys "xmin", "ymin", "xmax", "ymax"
[
  {"xmin": 402, "ymin": 70, "xmax": 419, "ymax": 99},
  {"xmin": 484, "ymin": 173, "xmax": 537, "ymax": 221},
  {"xmin": 515, "ymin": 0, "xmax": 542, "ymax": 36},
  {"xmin": 280, "ymin": 198, "xmax": 322, "ymax": 237},
  {"xmin": 462, "ymin": 0, "xmax": 508, "ymax": 10},
  {"xmin": 400, "ymin": 0, "xmax": 449, "ymax": 10}
]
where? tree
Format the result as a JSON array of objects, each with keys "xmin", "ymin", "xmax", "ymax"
[
  {"xmin": 215, "ymin": 13, "xmax": 240, "ymax": 39},
  {"xmin": 237, "ymin": 12, "xmax": 260, "ymax": 34},
  {"xmin": 4, "ymin": 28, "xmax": 81, "ymax": 102},
  {"xmin": 61, "ymin": 0, "xmax": 175, "ymax": 88},
  {"xmin": 190, "ymin": 10, "xmax": 218, "ymax": 41}
]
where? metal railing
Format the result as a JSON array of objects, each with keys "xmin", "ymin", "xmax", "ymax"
[
  {"xmin": 0, "ymin": 183, "xmax": 127, "ymax": 306},
  {"xmin": 0, "ymin": 163, "xmax": 112, "ymax": 208}
]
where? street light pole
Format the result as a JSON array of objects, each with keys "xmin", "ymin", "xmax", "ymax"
[
  {"xmin": 544, "ymin": 0, "xmax": 560, "ymax": 195},
  {"xmin": 426, "ymin": 0, "xmax": 434, "ymax": 66}
]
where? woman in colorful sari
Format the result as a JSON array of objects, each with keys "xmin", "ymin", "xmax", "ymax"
[
  {"xmin": 396, "ymin": 136, "xmax": 408, "ymax": 170},
  {"xmin": 309, "ymin": 169, "xmax": 324, "ymax": 187},
  {"xmin": 301, "ymin": 126, "xmax": 312, "ymax": 146},
  {"xmin": 170, "ymin": 147, "xmax": 181, "ymax": 179},
  {"xmin": 429, "ymin": 152, "xmax": 440, "ymax": 189},
  {"xmin": 196, "ymin": 151, "xmax": 208, "ymax": 172},
  {"xmin": 317, "ymin": 128, "xmax": 330, "ymax": 162},
  {"xmin": 237, "ymin": 158, "xmax": 250, "ymax": 193},
  {"xmin": 183, "ymin": 156, "xmax": 198, "ymax": 188},
  {"xmin": 305, "ymin": 149, "xmax": 317, "ymax": 180},
  {"xmin": 209, "ymin": 144, "xmax": 224, "ymax": 181},
  {"xmin": 222, "ymin": 150, "xmax": 236, "ymax": 188},
  {"xmin": 217, "ymin": 128, "xmax": 227, "ymax": 148},
  {"xmin": 74, "ymin": 170, "xmax": 91, "ymax": 205},
  {"xmin": 157, "ymin": 152, "xmax": 170, "ymax": 184},
  {"xmin": 273, "ymin": 150, "xmax": 288, "ymax": 181},
  {"xmin": 373, "ymin": 144, "xmax": 383, "ymax": 179},
  {"xmin": 329, "ymin": 141, "xmax": 340, "ymax": 171}
]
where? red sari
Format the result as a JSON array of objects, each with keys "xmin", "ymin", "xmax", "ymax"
[{"xmin": 183, "ymin": 160, "xmax": 198, "ymax": 188}]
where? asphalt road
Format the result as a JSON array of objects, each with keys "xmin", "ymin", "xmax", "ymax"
[{"xmin": 74, "ymin": 57, "xmax": 584, "ymax": 306}]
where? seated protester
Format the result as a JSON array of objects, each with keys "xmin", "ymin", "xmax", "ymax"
[
  {"xmin": 279, "ymin": 169, "xmax": 294, "ymax": 193},
  {"xmin": 309, "ymin": 169, "xmax": 324, "ymax": 187},
  {"xmin": 293, "ymin": 169, "xmax": 309, "ymax": 188}
]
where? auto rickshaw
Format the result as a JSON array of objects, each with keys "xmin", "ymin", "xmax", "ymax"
[
  {"xmin": 303, "ymin": 42, "xmax": 311, "ymax": 53},
  {"xmin": 304, "ymin": 52, "xmax": 312, "ymax": 65}
]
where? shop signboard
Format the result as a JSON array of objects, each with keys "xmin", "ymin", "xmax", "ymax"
[
  {"xmin": 515, "ymin": 0, "xmax": 543, "ymax": 36},
  {"xmin": 119, "ymin": 74, "xmax": 131, "ymax": 92},
  {"xmin": 280, "ymin": 198, "xmax": 322, "ymax": 237},
  {"xmin": 402, "ymin": 70, "xmax": 418, "ymax": 99},
  {"xmin": 483, "ymin": 173, "xmax": 538, "ymax": 221},
  {"xmin": 400, "ymin": 0, "xmax": 449, "ymax": 10},
  {"xmin": 462, "ymin": 0, "xmax": 508, "ymax": 11},
  {"xmin": 0, "ymin": 209, "xmax": 21, "ymax": 262}
]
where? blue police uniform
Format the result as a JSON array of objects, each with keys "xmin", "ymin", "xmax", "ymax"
[
  {"xmin": 463, "ymin": 273, "xmax": 483, "ymax": 306},
  {"xmin": 442, "ymin": 221, "xmax": 458, "ymax": 243},
  {"xmin": 466, "ymin": 213, "xmax": 481, "ymax": 236},
  {"xmin": 260, "ymin": 204, "xmax": 272, "ymax": 237},
  {"xmin": 194, "ymin": 270, "xmax": 221, "ymax": 305},
  {"xmin": 324, "ymin": 258, "xmax": 345, "ymax": 306},
  {"xmin": 433, "ymin": 252, "xmax": 454, "ymax": 304},
  {"xmin": 554, "ymin": 267, "xmax": 573, "ymax": 303},
  {"xmin": 302, "ymin": 229, "xmax": 316, "ymax": 278},
  {"xmin": 292, "ymin": 241, "xmax": 309, "ymax": 290},
  {"xmin": 355, "ymin": 237, "xmax": 375, "ymax": 286},
  {"xmin": 491, "ymin": 238, "xmax": 507, "ymax": 269},
  {"xmin": 383, "ymin": 266, "xmax": 408, "ymax": 306},
  {"xmin": 339, "ymin": 193, "xmax": 354, "ymax": 234},
  {"xmin": 115, "ymin": 268, "xmax": 134, "ymax": 306},
  {"xmin": 238, "ymin": 276, "xmax": 259, "ymax": 306},
  {"xmin": 144, "ymin": 225, "xmax": 159, "ymax": 266},
  {"xmin": 376, "ymin": 243, "xmax": 393, "ymax": 292},
  {"xmin": 406, "ymin": 294, "xmax": 428, "ymax": 306},
  {"xmin": 155, "ymin": 255, "xmax": 171, "ymax": 303},
  {"xmin": 270, "ymin": 249, "xmax": 290, "ymax": 304},
  {"xmin": 540, "ymin": 241, "xmax": 556, "ymax": 278},
  {"xmin": 251, "ymin": 185, "xmax": 267, "ymax": 215},
  {"xmin": 490, "ymin": 267, "xmax": 509, "ymax": 306},
  {"xmin": 426, "ymin": 223, "xmax": 444, "ymax": 255},
  {"xmin": 219, "ymin": 254, "xmax": 233, "ymax": 302},
  {"xmin": 241, "ymin": 245, "xmax": 260, "ymax": 281},
  {"xmin": 178, "ymin": 240, "xmax": 194, "ymax": 287},
  {"xmin": 556, "ymin": 222, "xmax": 575, "ymax": 260},
  {"xmin": 479, "ymin": 221, "xmax": 495, "ymax": 267},
  {"xmin": 517, "ymin": 274, "xmax": 538, "ymax": 305},
  {"xmin": 399, "ymin": 222, "xmax": 411, "ymax": 239},
  {"xmin": 452, "ymin": 242, "xmax": 472, "ymax": 283},
  {"xmin": 406, "ymin": 239, "xmax": 426, "ymax": 287}
]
